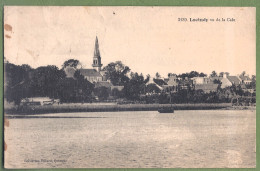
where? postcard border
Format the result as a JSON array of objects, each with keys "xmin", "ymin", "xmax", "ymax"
[{"xmin": 0, "ymin": 0, "xmax": 258, "ymax": 170}]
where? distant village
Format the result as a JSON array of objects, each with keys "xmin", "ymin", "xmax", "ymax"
[{"xmin": 4, "ymin": 36, "xmax": 256, "ymax": 107}]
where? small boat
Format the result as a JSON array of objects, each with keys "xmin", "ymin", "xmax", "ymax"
[
  {"xmin": 158, "ymin": 93, "xmax": 174, "ymax": 113},
  {"xmin": 158, "ymin": 107, "xmax": 174, "ymax": 113}
]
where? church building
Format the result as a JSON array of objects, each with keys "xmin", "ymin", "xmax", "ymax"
[
  {"xmin": 92, "ymin": 36, "xmax": 103, "ymax": 72},
  {"xmin": 64, "ymin": 36, "xmax": 107, "ymax": 84},
  {"xmin": 79, "ymin": 36, "xmax": 106, "ymax": 83}
]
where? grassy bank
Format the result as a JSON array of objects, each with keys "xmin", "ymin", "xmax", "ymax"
[{"xmin": 4, "ymin": 103, "xmax": 235, "ymax": 115}]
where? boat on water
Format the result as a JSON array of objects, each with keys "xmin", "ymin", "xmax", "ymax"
[
  {"xmin": 158, "ymin": 107, "xmax": 174, "ymax": 113},
  {"xmin": 158, "ymin": 93, "xmax": 174, "ymax": 113}
]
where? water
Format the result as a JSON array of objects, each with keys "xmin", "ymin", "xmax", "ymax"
[{"xmin": 5, "ymin": 110, "xmax": 256, "ymax": 168}]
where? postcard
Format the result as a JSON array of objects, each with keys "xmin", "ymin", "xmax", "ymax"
[{"xmin": 4, "ymin": 6, "xmax": 256, "ymax": 168}]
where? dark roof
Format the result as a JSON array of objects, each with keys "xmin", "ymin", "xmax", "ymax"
[
  {"xmin": 164, "ymin": 78, "xmax": 169, "ymax": 83},
  {"xmin": 95, "ymin": 81, "xmax": 113, "ymax": 88},
  {"xmin": 153, "ymin": 79, "xmax": 168, "ymax": 86},
  {"xmin": 239, "ymin": 75, "xmax": 251, "ymax": 81},
  {"xmin": 195, "ymin": 84, "xmax": 218, "ymax": 92},
  {"xmin": 79, "ymin": 69, "xmax": 102, "ymax": 77},
  {"xmin": 227, "ymin": 76, "xmax": 241, "ymax": 85},
  {"xmin": 210, "ymin": 76, "xmax": 223, "ymax": 81}
]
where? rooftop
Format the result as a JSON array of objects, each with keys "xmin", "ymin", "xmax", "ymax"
[
  {"xmin": 153, "ymin": 79, "xmax": 168, "ymax": 86},
  {"xmin": 95, "ymin": 81, "xmax": 113, "ymax": 88},
  {"xmin": 79, "ymin": 69, "xmax": 102, "ymax": 77},
  {"xmin": 195, "ymin": 83, "xmax": 219, "ymax": 92},
  {"xmin": 227, "ymin": 76, "xmax": 241, "ymax": 85}
]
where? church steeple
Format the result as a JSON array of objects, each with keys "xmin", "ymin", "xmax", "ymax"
[{"xmin": 92, "ymin": 36, "xmax": 103, "ymax": 72}]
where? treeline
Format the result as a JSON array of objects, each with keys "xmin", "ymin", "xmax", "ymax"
[
  {"xmin": 4, "ymin": 59, "xmax": 256, "ymax": 106},
  {"xmin": 154, "ymin": 86, "xmax": 256, "ymax": 105},
  {"xmin": 4, "ymin": 59, "xmax": 150, "ymax": 105},
  {"xmin": 4, "ymin": 62, "xmax": 94, "ymax": 105}
]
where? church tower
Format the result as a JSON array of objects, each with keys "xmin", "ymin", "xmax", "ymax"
[{"xmin": 92, "ymin": 36, "xmax": 103, "ymax": 72}]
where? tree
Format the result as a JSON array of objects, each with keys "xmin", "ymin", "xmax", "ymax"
[
  {"xmin": 168, "ymin": 73, "xmax": 176, "ymax": 77},
  {"xmin": 219, "ymin": 72, "xmax": 224, "ymax": 77},
  {"xmin": 102, "ymin": 61, "xmax": 130, "ymax": 86},
  {"xmin": 178, "ymin": 73, "xmax": 188, "ymax": 79},
  {"xmin": 158, "ymin": 92, "xmax": 170, "ymax": 104},
  {"xmin": 241, "ymin": 71, "xmax": 246, "ymax": 76},
  {"xmin": 199, "ymin": 72, "xmax": 207, "ymax": 77},
  {"xmin": 252, "ymin": 75, "xmax": 256, "ymax": 81},
  {"xmin": 30, "ymin": 65, "xmax": 66, "ymax": 98},
  {"xmin": 189, "ymin": 71, "xmax": 199, "ymax": 78},
  {"xmin": 219, "ymin": 72, "xmax": 229, "ymax": 77},
  {"xmin": 62, "ymin": 59, "xmax": 81, "ymax": 69},
  {"xmin": 210, "ymin": 71, "xmax": 218, "ymax": 77},
  {"xmin": 146, "ymin": 84, "xmax": 161, "ymax": 94},
  {"xmin": 57, "ymin": 71, "xmax": 94, "ymax": 103},
  {"xmin": 123, "ymin": 72, "xmax": 149, "ymax": 100},
  {"xmin": 111, "ymin": 88, "xmax": 124, "ymax": 98},
  {"xmin": 178, "ymin": 71, "xmax": 202, "ymax": 79},
  {"xmin": 250, "ymin": 75, "xmax": 256, "ymax": 90},
  {"xmin": 4, "ymin": 63, "xmax": 33, "ymax": 105},
  {"xmin": 213, "ymin": 79, "xmax": 221, "ymax": 84},
  {"xmin": 94, "ymin": 86, "xmax": 110, "ymax": 101},
  {"xmin": 155, "ymin": 72, "xmax": 161, "ymax": 79},
  {"xmin": 74, "ymin": 70, "xmax": 84, "ymax": 80},
  {"xmin": 4, "ymin": 61, "xmax": 95, "ymax": 104}
]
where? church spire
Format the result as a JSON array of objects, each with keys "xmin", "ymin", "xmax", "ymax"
[
  {"xmin": 92, "ymin": 36, "xmax": 103, "ymax": 72},
  {"xmin": 94, "ymin": 36, "xmax": 100, "ymax": 57}
]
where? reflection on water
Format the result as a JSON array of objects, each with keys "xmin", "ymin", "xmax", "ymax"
[{"xmin": 5, "ymin": 110, "xmax": 256, "ymax": 168}]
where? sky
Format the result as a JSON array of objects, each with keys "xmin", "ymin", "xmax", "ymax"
[{"xmin": 4, "ymin": 6, "xmax": 256, "ymax": 77}]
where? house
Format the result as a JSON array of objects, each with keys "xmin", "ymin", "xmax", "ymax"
[
  {"xmin": 111, "ymin": 86, "xmax": 124, "ymax": 91},
  {"xmin": 167, "ymin": 74, "xmax": 178, "ymax": 87},
  {"xmin": 164, "ymin": 75, "xmax": 178, "ymax": 92},
  {"xmin": 64, "ymin": 67, "xmax": 104, "ymax": 83},
  {"xmin": 178, "ymin": 78, "xmax": 193, "ymax": 90},
  {"xmin": 220, "ymin": 73, "xmax": 241, "ymax": 88},
  {"xmin": 153, "ymin": 79, "xmax": 168, "ymax": 88},
  {"xmin": 220, "ymin": 75, "xmax": 232, "ymax": 88},
  {"xmin": 151, "ymin": 78, "xmax": 177, "ymax": 92},
  {"xmin": 227, "ymin": 76, "xmax": 241, "ymax": 86},
  {"xmin": 239, "ymin": 75, "xmax": 252, "ymax": 85},
  {"xmin": 21, "ymin": 97, "xmax": 54, "ymax": 106},
  {"xmin": 146, "ymin": 78, "xmax": 163, "ymax": 90},
  {"xmin": 191, "ymin": 76, "xmax": 219, "ymax": 93},
  {"xmin": 192, "ymin": 77, "xmax": 211, "ymax": 85},
  {"xmin": 145, "ymin": 78, "xmax": 166, "ymax": 93},
  {"xmin": 194, "ymin": 83, "xmax": 219, "ymax": 93},
  {"xmin": 79, "ymin": 69, "xmax": 103, "ymax": 83},
  {"xmin": 64, "ymin": 36, "xmax": 106, "ymax": 83},
  {"xmin": 164, "ymin": 78, "xmax": 169, "ymax": 83},
  {"xmin": 95, "ymin": 81, "xmax": 113, "ymax": 88},
  {"xmin": 99, "ymin": 70, "xmax": 108, "ymax": 81}
]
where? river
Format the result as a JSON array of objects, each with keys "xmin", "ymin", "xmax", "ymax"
[{"xmin": 4, "ymin": 110, "xmax": 256, "ymax": 168}]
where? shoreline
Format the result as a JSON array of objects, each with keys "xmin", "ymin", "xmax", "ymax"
[{"xmin": 4, "ymin": 103, "xmax": 256, "ymax": 115}]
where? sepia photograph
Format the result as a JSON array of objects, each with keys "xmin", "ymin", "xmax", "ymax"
[{"xmin": 4, "ymin": 6, "xmax": 256, "ymax": 168}]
